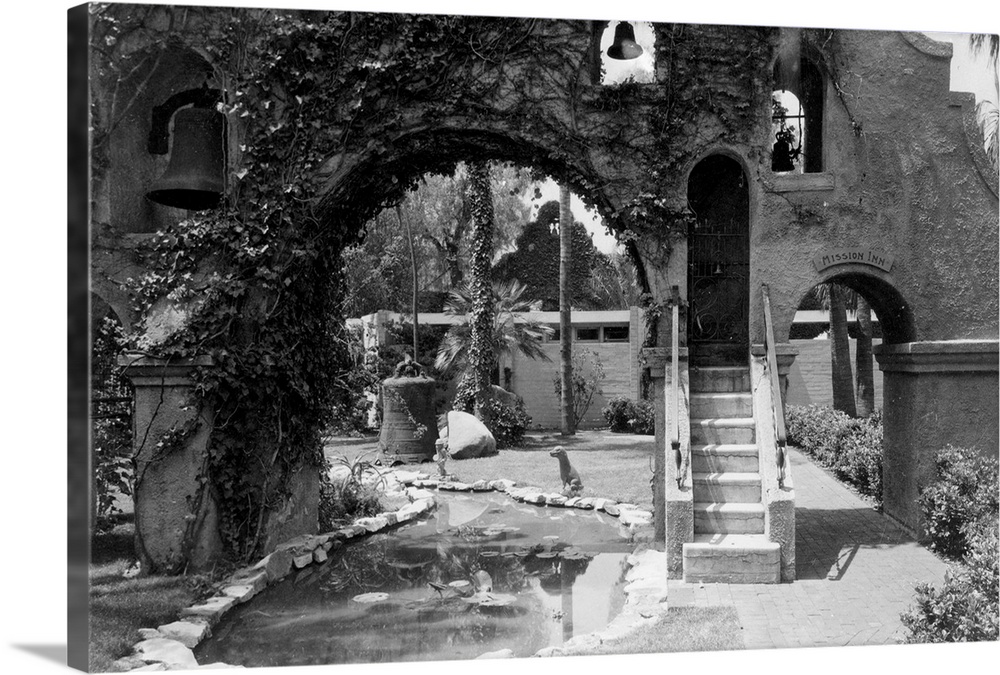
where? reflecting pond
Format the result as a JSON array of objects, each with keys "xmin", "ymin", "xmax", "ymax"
[{"xmin": 196, "ymin": 492, "xmax": 633, "ymax": 667}]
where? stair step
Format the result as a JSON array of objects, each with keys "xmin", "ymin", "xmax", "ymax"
[
  {"xmin": 692, "ymin": 417, "xmax": 755, "ymax": 428},
  {"xmin": 690, "ymin": 367, "xmax": 751, "ymax": 393},
  {"xmin": 693, "ymin": 502, "xmax": 765, "ymax": 534},
  {"xmin": 690, "ymin": 418, "xmax": 755, "ymax": 445},
  {"xmin": 691, "ymin": 444, "xmax": 760, "ymax": 473},
  {"xmin": 690, "ymin": 392, "xmax": 753, "ymax": 417},
  {"xmin": 683, "ymin": 534, "xmax": 780, "ymax": 583},
  {"xmin": 692, "ymin": 472, "xmax": 762, "ymax": 502}
]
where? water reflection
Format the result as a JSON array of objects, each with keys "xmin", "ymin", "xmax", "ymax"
[{"xmin": 196, "ymin": 493, "xmax": 632, "ymax": 667}]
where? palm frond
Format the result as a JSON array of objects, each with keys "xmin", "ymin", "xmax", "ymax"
[{"xmin": 975, "ymin": 100, "xmax": 999, "ymax": 173}]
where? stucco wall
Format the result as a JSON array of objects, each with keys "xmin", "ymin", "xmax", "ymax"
[
  {"xmin": 876, "ymin": 341, "xmax": 999, "ymax": 535},
  {"xmin": 749, "ymin": 32, "xmax": 998, "ymax": 349},
  {"xmin": 510, "ymin": 338, "xmax": 639, "ymax": 429}
]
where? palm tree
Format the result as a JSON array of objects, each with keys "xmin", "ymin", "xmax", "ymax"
[
  {"xmin": 435, "ymin": 279, "xmax": 554, "ymax": 400},
  {"xmin": 827, "ymin": 284, "xmax": 857, "ymax": 417},
  {"xmin": 970, "ymin": 34, "xmax": 999, "ymax": 173},
  {"xmin": 808, "ymin": 283, "xmax": 866, "ymax": 417},
  {"xmin": 853, "ymin": 295, "xmax": 875, "ymax": 417}
]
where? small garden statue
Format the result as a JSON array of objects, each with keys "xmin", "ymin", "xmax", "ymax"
[
  {"xmin": 433, "ymin": 437, "xmax": 451, "ymax": 478},
  {"xmin": 549, "ymin": 446, "xmax": 584, "ymax": 497}
]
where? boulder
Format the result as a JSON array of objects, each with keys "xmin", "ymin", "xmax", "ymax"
[{"xmin": 443, "ymin": 411, "xmax": 497, "ymax": 459}]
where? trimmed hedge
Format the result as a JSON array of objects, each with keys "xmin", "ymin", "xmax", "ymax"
[
  {"xmin": 917, "ymin": 445, "xmax": 999, "ymax": 560},
  {"xmin": 785, "ymin": 405, "xmax": 883, "ymax": 502},
  {"xmin": 603, "ymin": 396, "xmax": 655, "ymax": 435},
  {"xmin": 902, "ymin": 446, "xmax": 999, "ymax": 643}
]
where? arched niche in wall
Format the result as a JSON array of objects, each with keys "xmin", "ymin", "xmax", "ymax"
[
  {"xmin": 591, "ymin": 20, "xmax": 656, "ymax": 85},
  {"xmin": 771, "ymin": 56, "xmax": 825, "ymax": 174}
]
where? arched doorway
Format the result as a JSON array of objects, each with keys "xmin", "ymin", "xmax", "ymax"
[{"xmin": 686, "ymin": 155, "xmax": 750, "ymax": 366}]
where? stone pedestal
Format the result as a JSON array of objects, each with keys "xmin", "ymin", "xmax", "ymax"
[
  {"xmin": 874, "ymin": 340, "xmax": 999, "ymax": 536},
  {"xmin": 640, "ymin": 346, "xmax": 692, "ymax": 579},
  {"xmin": 750, "ymin": 342, "xmax": 799, "ymax": 410},
  {"xmin": 119, "ymin": 354, "xmax": 222, "ymax": 573}
]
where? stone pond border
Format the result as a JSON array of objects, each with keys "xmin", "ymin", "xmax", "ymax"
[{"xmin": 115, "ymin": 470, "xmax": 657, "ymax": 671}]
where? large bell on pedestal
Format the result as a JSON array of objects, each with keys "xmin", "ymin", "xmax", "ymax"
[
  {"xmin": 607, "ymin": 22, "xmax": 644, "ymax": 60},
  {"xmin": 146, "ymin": 107, "xmax": 226, "ymax": 211}
]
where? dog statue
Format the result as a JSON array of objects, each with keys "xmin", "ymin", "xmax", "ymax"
[{"xmin": 549, "ymin": 446, "xmax": 583, "ymax": 497}]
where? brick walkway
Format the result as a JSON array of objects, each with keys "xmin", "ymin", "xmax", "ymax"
[{"xmin": 666, "ymin": 449, "xmax": 952, "ymax": 649}]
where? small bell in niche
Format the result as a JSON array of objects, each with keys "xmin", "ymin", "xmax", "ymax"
[
  {"xmin": 147, "ymin": 107, "xmax": 226, "ymax": 210},
  {"xmin": 607, "ymin": 21, "xmax": 644, "ymax": 60},
  {"xmin": 771, "ymin": 126, "xmax": 801, "ymax": 173}
]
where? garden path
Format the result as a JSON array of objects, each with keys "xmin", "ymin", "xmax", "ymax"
[{"xmin": 666, "ymin": 448, "xmax": 952, "ymax": 649}]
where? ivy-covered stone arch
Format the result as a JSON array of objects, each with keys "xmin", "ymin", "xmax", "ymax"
[{"xmin": 313, "ymin": 126, "xmax": 621, "ymax": 243}]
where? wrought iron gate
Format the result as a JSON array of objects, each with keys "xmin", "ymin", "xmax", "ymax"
[{"xmin": 687, "ymin": 156, "xmax": 750, "ymax": 364}]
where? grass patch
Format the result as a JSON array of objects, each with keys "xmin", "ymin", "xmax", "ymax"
[
  {"xmin": 573, "ymin": 606, "xmax": 744, "ymax": 655},
  {"xmin": 89, "ymin": 521, "xmax": 208, "ymax": 672},
  {"xmin": 325, "ymin": 430, "xmax": 657, "ymax": 509}
]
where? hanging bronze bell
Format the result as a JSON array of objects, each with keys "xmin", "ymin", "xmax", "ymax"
[
  {"xmin": 146, "ymin": 107, "xmax": 225, "ymax": 210},
  {"xmin": 607, "ymin": 22, "xmax": 644, "ymax": 60},
  {"xmin": 771, "ymin": 134, "xmax": 799, "ymax": 172}
]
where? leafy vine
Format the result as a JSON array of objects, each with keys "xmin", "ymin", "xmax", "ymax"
[{"xmin": 92, "ymin": 7, "xmax": 813, "ymax": 565}]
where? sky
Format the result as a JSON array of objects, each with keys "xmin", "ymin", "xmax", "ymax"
[{"xmin": 1, "ymin": 3, "xmax": 997, "ymax": 675}]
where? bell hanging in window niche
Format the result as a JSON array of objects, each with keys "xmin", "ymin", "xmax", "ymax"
[
  {"xmin": 607, "ymin": 21, "xmax": 644, "ymax": 60},
  {"xmin": 771, "ymin": 128, "xmax": 801, "ymax": 173},
  {"xmin": 146, "ymin": 107, "xmax": 226, "ymax": 211}
]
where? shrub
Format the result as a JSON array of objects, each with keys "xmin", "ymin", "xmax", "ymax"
[
  {"xmin": 603, "ymin": 396, "xmax": 655, "ymax": 435},
  {"xmin": 603, "ymin": 396, "xmax": 635, "ymax": 432},
  {"xmin": 481, "ymin": 395, "xmax": 532, "ymax": 449},
  {"xmin": 785, "ymin": 405, "xmax": 883, "ymax": 503},
  {"xmin": 831, "ymin": 411, "xmax": 883, "ymax": 500},
  {"xmin": 631, "ymin": 400, "xmax": 655, "ymax": 435},
  {"xmin": 902, "ymin": 445, "xmax": 999, "ymax": 643},
  {"xmin": 552, "ymin": 349, "xmax": 606, "ymax": 428},
  {"xmin": 917, "ymin": 445, "xmax": 999, "ymax": 560},
  {"xmin": 785, "ymin": 404, "xmax": 851, "ymax": 465},
  {"xmin": 902, "ymin": 514, "xmax": 999, "ymax": 643},
  {"xmin": 318, "ymin": 453, "xmax": 384, "ymax": 531}
]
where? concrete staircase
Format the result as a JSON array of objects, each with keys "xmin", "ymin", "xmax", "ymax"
[{"xmin": 682, "ymin": 365, "xmax": 780, "ymax": 583}]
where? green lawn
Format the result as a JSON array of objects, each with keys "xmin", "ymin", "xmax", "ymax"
[
  {"xmin": 89, "ymin": 519, "xmax": 208, "ymax": 672},
  {"xmin": 324, "ymin": 429, "xmax": 657, "ymax": 509}
]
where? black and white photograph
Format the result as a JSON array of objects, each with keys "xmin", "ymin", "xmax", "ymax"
[{"xmin": 6, "ymin": 1, "xmax": 1000, "ymax": 674}]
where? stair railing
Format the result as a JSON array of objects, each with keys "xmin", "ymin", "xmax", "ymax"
[
  {"xmin": 761, "ymin": 284, "xmax": 787, "ymax": 487},
  {"xmin": 669, "ymin": 286, "xmax": 685, "ymax": 488}
]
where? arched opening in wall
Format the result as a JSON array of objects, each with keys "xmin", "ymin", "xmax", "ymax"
[
  {"xmin": 686, "ymin": 154, "xmax": 750, "ymax": 366},
  {"xmin": 785, "ymin": 271, "xmax": 915, "ymax": 416},
  {"xmin": 594, "ymin": 20, "xmax": 656, "ymax": 85},
  {"xmin": 771, "ymin": 56, "xmax": 824, "ymax": 173},
  {"xmin": 90, "ymin": 293, "xmax": 134, "ymax": 524},
  {"xmin": 333, "ymin": 136, "xmax": 646, "ymax": 436}
]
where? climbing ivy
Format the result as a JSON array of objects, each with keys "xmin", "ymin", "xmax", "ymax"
[{"xmin": 92, "ymin": 6, "xmax": 824, "ymax": 565}]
